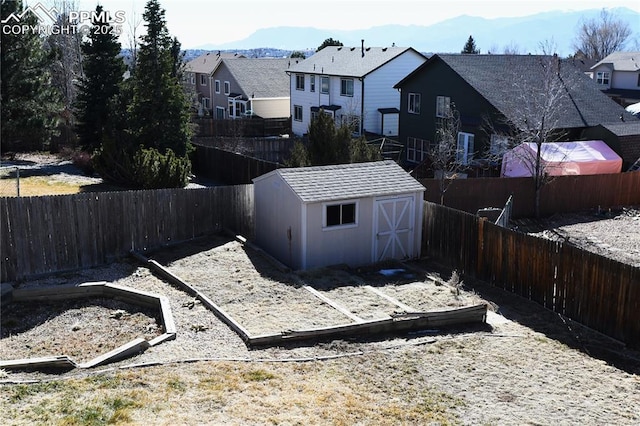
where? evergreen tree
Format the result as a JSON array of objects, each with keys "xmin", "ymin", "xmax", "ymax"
[
  {"xmin": 128, "ymin": 0, "xmax": 191, "ymax": 157},
  {"xmin": 317, "ymin": 38, "xmax": 343, "ymax": 52},
  {"xmin": 307, "ymin": 111, "xmax": 350, "ymax": 165},
  {"xmin": 75, "ymin": 5, "xmax": 126, "ymax": 151},
  {"xmin": 1, "ymin": 0, "xmax": 61, "ymax": 151},
  {"xmin": 461, "ymin": 36, "xmax": 480, "ymax": 54}
]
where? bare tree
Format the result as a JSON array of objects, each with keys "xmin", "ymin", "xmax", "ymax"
[
  {"xmin": 485, "ymin": 55, "xmax": 572, "ymax": 217},
  {"xmin": 573, "ymin": 9, "xmax": 632, "ymax": 61},
  {"xmin": 426, "ymin": 103, "xmax": 468, "ymax": 204}
]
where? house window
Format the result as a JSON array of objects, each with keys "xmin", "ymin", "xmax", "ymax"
[
  {"xmin": 224, "ymin": 81, "xmax": 230, "ymax": 95},
  {"xmin": 340, "ymin": 78, "xmax": 354, "ymax": 96},
  {"xmin": 216, "ymin": 106, "xmax": 225, "ymax": 119},
  {"xmin": 321, "ymin": 76, "xmax": 329, "ymax": 94},
  {"xmin": 490, "ymin": 134, "xmax": 509, "ymax": 156},
  {"xmin": 406, "ymin": 136, "xmax": 430, "ymax": 163},
  {"xmin": 324, "ymin": 202, "xmax": 357, "ymax": 228},
  {"xmin": 294, "ymin": 105, "xmax": 303, "ymax": 121},
  {"xmin": 457, "ymin": 132, "xmax": 475, "ymax": 165},
  {"xmin": 202, "ymin": 97, "xmax": 210, "ymax": 110},
  {"xmin": 296, "ymin": 74, "xmax": 305, "ymax": 90},
  {"xmin": 310, "ymin": 75, "xmax": 316, "ymax": 92},
  {"xmin": 436, "ymin": 96, "xmax": 451, "ymax": 117},
  {"xmin": 188, "ymin": 73, "xmax": 195, "ymax": 85},
  {"xmin": 215, "ymin": 80, "xmax": 220, "ymax": 94},
  {"xmin": 637, "ymin": 73, "xmax": 640, "ymax": 87},
  {"xmin": 200, "ymin": 74, "xmax": 207, "ymax": 86},
  {"xmin": 596, "ymin": 71, "xmax": 610, "ymax": 85},
  {"xmin": 408, "ymin": 93, "xmax": 421, "ymax": 114}
]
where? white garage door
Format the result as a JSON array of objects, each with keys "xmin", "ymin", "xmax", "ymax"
[{"xmin": 373, "ymin": 196, "xmax": 415, "ymax": 262}]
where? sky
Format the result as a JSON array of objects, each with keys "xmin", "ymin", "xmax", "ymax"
[{"xmin": 62, "ymin": 0, "xmax": 640, "ymax": 49}]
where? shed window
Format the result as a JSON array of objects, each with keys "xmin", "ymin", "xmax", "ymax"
[{"xmin": 325, "ymin": 202, "xmax": 357, "ymax": 227}]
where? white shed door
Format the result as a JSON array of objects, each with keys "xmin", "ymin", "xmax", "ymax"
[{"xmin": 373, "ymin": 196, "xmax": 415, "ymax": 262}]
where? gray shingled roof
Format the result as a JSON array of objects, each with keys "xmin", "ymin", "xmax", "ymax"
[
  {"xmin": 288, "ymin": 46, "xmax": 421, "ymax": 77},
  {"xmin": 424, "ymin": 54, "xmax": 636, "ymax": 129},
  {"xmin": 222, "ymin": 58, "xmax": 291, "ymax": 98},
  {"xmin": 264, "ymin": 161, "xmax": 425, "ymax": 203},
  {"xmin": 599, "ymin": 121, "xmax": 640, "ymax": 136},
  {"xmin": 185, "ymin": 52, "xmax": 243, "ymax": 74},
  {"xmin": 592, "ymin": 51, "xmax": 640, "ymax": 72}
]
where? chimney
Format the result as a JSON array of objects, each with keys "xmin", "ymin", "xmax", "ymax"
[{"xmin": 361, "ymin": 39, "xmax": 365, "ymax": 57}]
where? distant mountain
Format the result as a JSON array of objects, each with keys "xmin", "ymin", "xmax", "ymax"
[{"xmin": 194, "ymin": 7, "xmax": 640, "ymax": 56}]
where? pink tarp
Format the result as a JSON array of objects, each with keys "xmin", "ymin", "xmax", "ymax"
[{"xmin": 501, "ymin": 140, "xmax": 622, "ymax": 177}]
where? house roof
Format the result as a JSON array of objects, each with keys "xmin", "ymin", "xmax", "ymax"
[
  {"xmin": 287, "ymin": 46, "xmax": 424, "ymax": 78},
  {"xmin": 219, "ymin": 58, "xmax": 291, "ymax": 98},
  {"xmin": 256, "ymin": 161, "xmax": 425, "ymax": 203},
  {"xmin": 185, "ymin": 52, "xmax": 244, "ymax": 74},
  {"xmin": 592, "ymin": 51, "xmax": 640, "ymax": 72},
  {"xmin": 397, "ymin": 54, "xmax": 636, "ymax": 129},
  {"xmin": 598, "ymin": 121, "xmax": 640, "ymax": 137}
]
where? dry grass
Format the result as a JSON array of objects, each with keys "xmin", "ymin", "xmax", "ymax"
[
  {"xmin": 1, "ymin": 359, "xmax": 462, "ymax": 425},
  {"xmin": 0, "ymin": 176, "xmax": 84, "ymax": 197}
]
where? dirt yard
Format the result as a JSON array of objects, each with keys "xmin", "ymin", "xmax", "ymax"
[{"xmin": 2, "ymin": 234, "xmax": 639, "ymax": 425}]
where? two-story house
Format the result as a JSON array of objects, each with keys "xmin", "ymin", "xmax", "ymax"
[
  {"xmin": 590, "ymin": 51, "xmax": 640, "ymax": 107},
  {"xmin": 210, "ymin": 58, "xmax": 291, "ymax": 120},
  {"xmin": 184, "ymin": 51, "xmax": 244, "ymax": 116},
  {"xmin": 287, "ymin": 43, "xmax": 427, "ymax": 137},
  {"xmin": 394, "ymin": 54, "xmax": 636, "ymax": 171}
]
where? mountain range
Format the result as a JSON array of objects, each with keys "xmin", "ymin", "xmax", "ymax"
[{"xmin": 194, "ymin": 7, "xmax": 640, "ymax": 56}]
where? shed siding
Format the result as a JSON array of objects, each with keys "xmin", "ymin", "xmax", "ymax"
[
  {"xmin": 254, "ymin": 174, "xmax": 303, "ymax": 268},
  {"xmin": 304, "ymin": 197, "xmax": 375, "ymax": 269}
]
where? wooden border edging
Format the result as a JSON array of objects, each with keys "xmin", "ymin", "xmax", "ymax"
[
  {"xmin": 132, "ymin": 242, "xmax": 488, "ymax": 348},
  {"xmin": 131, "ymin": 250, "xmax": 253, "ymax": 342},
  {"xmin": 0, "ymin": 281, "xmax": 176, "ymax": 371}
]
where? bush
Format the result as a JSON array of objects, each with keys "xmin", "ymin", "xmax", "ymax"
[{"xmin": 71, "ymin": 150, "xmax": 95, "ymax": 176}]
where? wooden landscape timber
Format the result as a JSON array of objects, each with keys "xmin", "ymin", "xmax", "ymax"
[
  {"xmin": 132, "ymin": 249, "xmax": 488, "ymax": 348},
  {"xmin": 0, "ymin": 282, "xmax": 176, "ymax": 371}
]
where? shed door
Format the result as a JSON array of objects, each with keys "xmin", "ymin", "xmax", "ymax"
[{"xmin": 373, "ymin": 196, "xmax": 415, "ymax": 262}]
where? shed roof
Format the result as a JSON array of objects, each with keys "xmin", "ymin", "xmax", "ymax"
[
  {"xmin": 287, "ymin": 46, "xmax": 423, "ymax": 78},
  {"xmin": 255, "ymin": 161, "xmax": 425, "ymax": 203},
  {"xmin": 598, "ymin": 121, "xmax": 640, "ymax": 137}
]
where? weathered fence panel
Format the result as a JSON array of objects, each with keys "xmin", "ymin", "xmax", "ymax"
[
  {"xmin": 420, "ymin": 172, "xmax": 640, "ymax": 218},
  {"xmin": 422, "ymin": 201, "xmax": 640, "ymax": 349},
  {"xmin": 0, "ymin": 185, "xmax": 254, "ymax": 282},
  {"xmin": 191, "ymin": 144, "xmax": 279, "ymax": 184}
]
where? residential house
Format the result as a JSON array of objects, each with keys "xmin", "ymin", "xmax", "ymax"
[
  {"xmin": 393, "ymin": 54, "xmax": 637, "ymax": 171},
  {"xmin": 184, "ymin": 51, "xmax": 244, "ymax": 116},
  {"xmin": 582, "ymin": 122, "xmax": 640, "ymax": 169},
  {"xmin": 253, "ymin": 161, "xmax": 425, "ymax": 270},
  {"xmin": 287, "ymin": 43, "xmax": 427, "ymax": 137},
  {"xmin": 210, "ymin": 57, "xmax": 291, "ymax": 120},
  {"xmin": 590, "ymin": 51, "xmax": 640, "ymax": 107}
]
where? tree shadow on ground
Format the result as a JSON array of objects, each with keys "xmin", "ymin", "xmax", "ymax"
[{"xmin": 415, "ymin": 258, "xmax": 640, "ymax": 375}]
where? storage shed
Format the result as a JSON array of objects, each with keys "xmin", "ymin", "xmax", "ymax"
[
  {"xmin": 253, "ymin": 161, "xmax": 426, "ymax": 270},
  {"xmin": 501, "ymin": 140, "xmax": 623, "ymax": 177}
]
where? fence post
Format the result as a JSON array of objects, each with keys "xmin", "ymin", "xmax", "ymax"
[
  {"xmin": 477, "ymin": 217, "xmax": 484, "ymax": 277},
  {"xmin": 16, "ymin": 167, "xmax": 20, "ymax": 197}
]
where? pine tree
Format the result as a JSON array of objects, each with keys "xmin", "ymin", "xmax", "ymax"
[
  {"xmin": 1, "ymin": 0, "xmax": 61, "ymax": 151},
  {"xmin": 461, "ymin": 35, "xmax": 480, "ymax": 54},
  {"xmin": 307, "ymin": 111, "xmax": 350, "ymax": 165},
  {"xmin": 128, "ymin": 0, "xmax": 191, "ymax": 157},
  {"xmin": 75, "ymin": 5, "xmax": 126, "ymax": 151}
]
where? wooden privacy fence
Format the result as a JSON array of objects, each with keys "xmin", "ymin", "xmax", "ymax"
[
  {"xmin": 422, "ymin": 201, "xmax": 640, "ymax": 349},
  {"xmin": 0, "ymin": 185, "xmax": 254, "ymax": 282},
  {"xmin": 192, "ymin": 144, "xmax": 279, "ymax": 184},
  {"xmin": 420, "ymin": 172, "xmax": 640, "ymax": 218}
]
